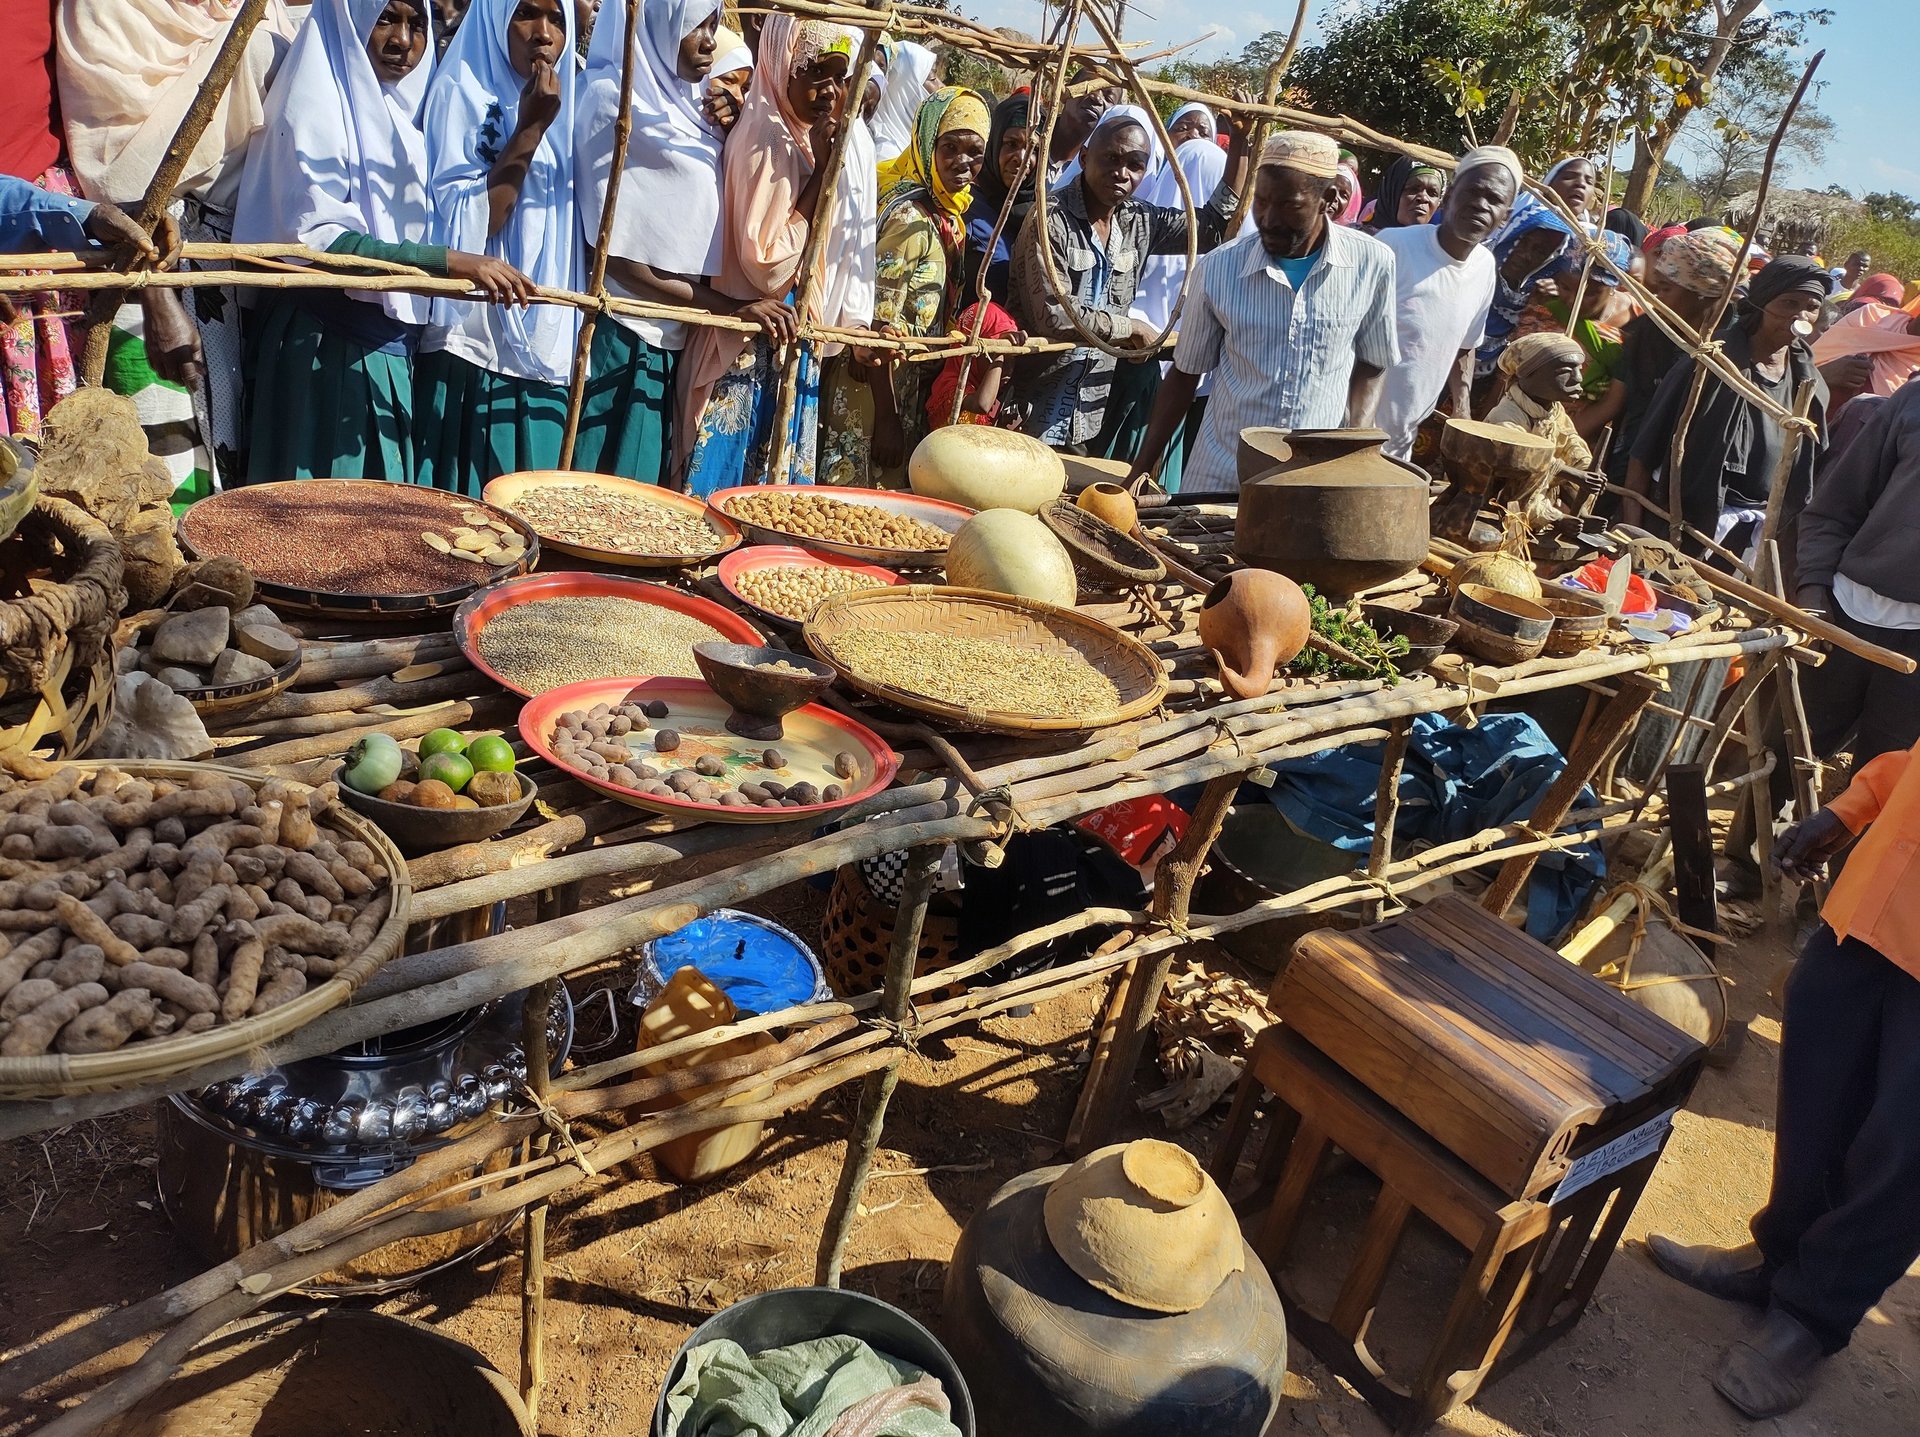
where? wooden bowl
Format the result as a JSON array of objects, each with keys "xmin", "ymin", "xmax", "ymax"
[
  {"xmin": 1448, "ymin": 584, "xmax": 1553, "ymax": 666},
  {"xmin": 333, "ymin": 767, "xmax": 538, "ymax": 857},
  {"xmin": 1537, "ymin": 587, "xmax": 1613, "ymax": 657},
  {"xmin": 691, "ymin": 641, "xmax": 838, "ymax": 741},
  {"xmin": 1438, "ymin": 418, "xmax": 1556, "ymax": 495},
  {"xmin": 1359, "ymin": 603, "xmax": 1458, "ymax": 674}
]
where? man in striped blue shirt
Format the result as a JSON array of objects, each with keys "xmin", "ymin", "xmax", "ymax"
[{"xmin": 1128, "ymin": 130, "xmax": 1399, "ymax": 495}]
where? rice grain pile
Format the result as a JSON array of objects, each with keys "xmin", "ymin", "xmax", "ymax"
[
  {"xmin": 824, "ymin": 631, "xmax": 1119, "ymax": 717},
  {"xmin": 476, "ymin": 596, "xmax": 725, "ymax": 692}
]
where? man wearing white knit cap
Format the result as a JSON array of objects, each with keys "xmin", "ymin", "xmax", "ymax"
[
  {"xmin": 1372, "ymin": 145, "xmax": 1523, "ymax": 460},
  {"xmin": 1129, "ymin": 128, "xmax": 1399, "ymax": 494}
]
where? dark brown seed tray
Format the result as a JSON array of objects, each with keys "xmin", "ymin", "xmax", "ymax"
[{"xmin": 179, "ymin": 481, "xmax": 528, "ymax": 597}]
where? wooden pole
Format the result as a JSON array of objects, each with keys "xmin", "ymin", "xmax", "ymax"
[
  {"xmin": 766, "ymin": 12, "xmax": 885, "ymax": 484},
  {"xmin": 1756, "ymin": 380, "xmax": 1815, "ymax": 591},
  {"xmin": 518, "ymin": 977, "xmax": 557, "ymax": 1423},
  {"xmin": 557, "ymin": 0, "xmax": 643, "ymax": 468},
  {"xmin": 1074, "ymin": 771, "xmax": 1239, "ymax": 1152},
  {"xmin": 1481, "ymin": 674, "xmax": 1661, "ymax": 918},
  {"xmin": 77, "ymin": 0, "xmax": 275, "ymax": 384},
  {"xmin": 815, "ymin": 844, "xmax": 941, "ymax": 1285},
  {"xmin": 1366, "ymin": 718, "xmax": 1414, "ymax": 922},
  {"xmin": 1228, "ymin": 0, "xmax": 1311, "ymax": 239}
]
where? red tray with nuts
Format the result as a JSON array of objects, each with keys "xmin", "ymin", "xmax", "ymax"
[{"xmin": 518, "ymin": 677, "xmax": 898, "ymax": 825}]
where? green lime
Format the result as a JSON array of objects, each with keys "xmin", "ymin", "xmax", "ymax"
[
  {"xmin": 419, "ymin": 751, "xmax": 475, "ymax": 794},
  {"xmin": 419, "ymin": 728, "xmax": 468, "ymax": 759},
  {"xmin": 466, "ymin": 734, "xmax": 516, "ymax": 773}
]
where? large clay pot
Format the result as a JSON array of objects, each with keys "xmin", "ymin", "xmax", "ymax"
[
  {"xmin": 943, "ymin": 1162, "xmax": 1287, "ymax": 1436},
  {"xmin": 1195, "ymin": 570, "xmax": 1312, "ymax": 699},
  {"xmin": 1234, "ymin": 427, "xmax": 1429, "ymax": 599}
]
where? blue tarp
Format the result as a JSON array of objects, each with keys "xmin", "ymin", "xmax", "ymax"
[{"xmin": 1262, "ymin": 711, "xmax": 1605, "ymax": 940}]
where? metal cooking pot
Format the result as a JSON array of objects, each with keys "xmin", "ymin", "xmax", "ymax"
[{"xmin": 157, "ymin": 986, "xmax": 573, "ymax": 1295}]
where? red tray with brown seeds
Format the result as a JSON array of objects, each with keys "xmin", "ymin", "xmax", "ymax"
[{"xmin": 177, "ymin": 480, "xmax": 540, "ymax": 619}]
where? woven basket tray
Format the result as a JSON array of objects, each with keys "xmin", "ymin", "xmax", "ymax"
[
  {"xmin": 803, "ymin": 586, "xmax": 1168, "ymax": 735},
  {"xmin": 0, "ymin": 760, "xmax": 412, "ymax": 1099},
  {"xmin": 0, "ymin": 496, "xmax": 124, "ymax": 759}
]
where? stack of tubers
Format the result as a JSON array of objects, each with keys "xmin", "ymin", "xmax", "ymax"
[{"xmin": 0, "ymin": 758, "xmax": 392, "ymax": 1058}]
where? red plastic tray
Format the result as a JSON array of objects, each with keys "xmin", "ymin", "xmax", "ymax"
[
  {"xmin": 453, "ymin": 571, "xmax": 765, "ymax": 698},
  {"xmin": 519, "ymin": 677, "xmax": 899, "ymax": 824}
]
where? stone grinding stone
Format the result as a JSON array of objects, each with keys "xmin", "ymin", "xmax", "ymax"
[
  {"xmin": 210, "ymin": 648, "xmax": 275, "ymax": 686},
  {"xmin": 151, "ymin": 607, "xmax": 230, "ymax": 667},
  {"xmin": 234, "ymin": 624, "xmax": 299, "ymax": 667}
]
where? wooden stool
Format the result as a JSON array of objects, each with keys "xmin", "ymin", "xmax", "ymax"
[{"xmin": 1213, "ymin": 894, "xmax": 1704, "ymax": 1434}]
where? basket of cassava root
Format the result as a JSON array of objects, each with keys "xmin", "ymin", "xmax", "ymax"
[{"xmin": 0, "ymin": 756, "xmax": 410, "ymax": 1098}]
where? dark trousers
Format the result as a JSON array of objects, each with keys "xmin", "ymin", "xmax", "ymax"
[
  {"xmin": 1803, "ymin": 606, "xmax": 1920, "ymax": 765},
  {"xmin": 1751, "ymin": 923, "xmax": 1920, "ymax": 1351}
]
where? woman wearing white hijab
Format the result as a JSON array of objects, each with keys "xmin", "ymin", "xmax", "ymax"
[
  {"xmin": 868, "ymin": 39, "xmax": 934, "ymax": 164},
  {"xmin": 571, "ymin": 0, "xmax": 791, "ymax": 482},
  {"xmin": 235, "ymin": 0, "xmax": 534, "ymax": 484},
  {"xmin": 416, "ymin": 0, "xmax": 581, "ymax": 494}
]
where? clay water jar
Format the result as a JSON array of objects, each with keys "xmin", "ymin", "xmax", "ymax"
[
  {"xmin": 1196, "ymin": 570, "xmax": 1312, "ymax": 700},
  {"xmin": 942, "ymin": 1146, "xmax": 1288, "ymax": 1436},
  {"xmin": 1076, "ymin": 482, "xmax": 1139, "ymax": 534},
  {"xmin": 1233, "ymin": 427, "xmax": 1429, "ymax": 599}
]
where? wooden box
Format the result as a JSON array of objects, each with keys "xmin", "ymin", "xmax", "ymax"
[{"xmin": 1276, "ymin": 893, "xmax": 1702, "ymax": 1199}]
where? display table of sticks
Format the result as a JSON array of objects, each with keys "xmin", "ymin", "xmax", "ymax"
[{"xmin": 1, "ymin": 507, "xmax": 1804, "ymax": 1437}]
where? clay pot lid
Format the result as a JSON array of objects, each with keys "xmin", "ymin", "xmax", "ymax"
[{"xmin": 1041, "ymin": 1139, "xmax": 1244, "ymax": 1314}]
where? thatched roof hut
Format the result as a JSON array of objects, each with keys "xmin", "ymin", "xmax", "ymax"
[{"xmin": 1723, "ymin": 187, "xmax": 1865, "ymax": 252}]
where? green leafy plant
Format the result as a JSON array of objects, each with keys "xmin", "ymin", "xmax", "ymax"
[{"xmin": 1288, "ymin": 586, "xmax": 1410, "ymax": 683}]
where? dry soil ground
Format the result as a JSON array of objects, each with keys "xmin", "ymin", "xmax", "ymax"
[{"xmin": 2, "ymin": 892, "xmax": 1915, "ymax": 1437}]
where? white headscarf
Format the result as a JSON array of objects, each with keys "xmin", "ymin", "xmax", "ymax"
[
  {"xmin": 234, "ymin": 0, "xmax": 437, "ymax": 325},
  {"xmin": 56, "ymin": 0, "xmax": 302, "ymax": 211},
  {"xmin": 869, "ymin": 40, "xmax": 934, "ymax": 163},
  {"xmin": 1052, "ymin": 103, "xmax": 1163, "ymax": 194},
  {"xmin": 423, "ymin": 0, "xmax": 581, "ymax": 383},
  {"xmin": 705, "ymin": 42, "xmax": 751, "ymax": 93},
  {"xmin": 1133, "ymin": 136, "xmax": 1226, "ymax": 329},
  {"xmin": 577, "ymin": 0, "xmax": 724, "ymax": 284}
]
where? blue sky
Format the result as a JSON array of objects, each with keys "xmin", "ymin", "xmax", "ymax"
[{"xmin": 958, "ymin": 0, "xmax": 1910, "ymax": 201}]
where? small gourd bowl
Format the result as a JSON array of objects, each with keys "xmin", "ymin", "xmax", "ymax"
[
  {"xmin": 1448, "ymin": 584, "xmax": 1553, "ymax": 666},
  {"xmin": 1537, "ymin": 587, "xmax": 1613, "ymax": 657},
  {"xmin": 692, "ymin": 641, "xmax": 838, "ymax": 742},
  {"xmin": 333, "ymin": 766, "xmax": 538, "ymax": 857},
  {"xmin": 1360, "ymin": 603, "xmax": 1459, "ymax": 674}
]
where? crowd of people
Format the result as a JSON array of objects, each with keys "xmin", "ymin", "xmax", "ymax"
[{"xmin": 0, "ymin": 0, "xmax": 1905, "ymax": 526}]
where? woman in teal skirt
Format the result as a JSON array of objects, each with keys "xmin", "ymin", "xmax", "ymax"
[
  {"xmin": 416, "ymin": 0, "xmax": 582, "ymax": 494},
  {"xmin": 571, "ymin": 0, "xmax": 795, "ymax": 482},
  {"xmin": 233, "ymin": 0, "xmax": 535, "ymax": 485}
]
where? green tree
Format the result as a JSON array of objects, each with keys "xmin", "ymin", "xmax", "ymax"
[
  {"xmin": 1678, "ymin": 51, "xmax": 1833, "ymax": 212},
  {"xmin": 1864, "ymin": 191, "xmax": 1920, "ymax": 226},
  {"xmin": 1281, "ymin": 0, "xmax": 1567, "ymax": 157},
  {"xmin": 1509, "ymin": 0, "xmax": 1830, "ymax": 214}
]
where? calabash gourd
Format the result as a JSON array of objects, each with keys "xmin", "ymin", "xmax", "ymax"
[
  {"xmin": 944, "ymin": 509, "xmax": 1078, "ymax": 606},
  {"xmin": 909, "ymin": 426, "xmax": 1067, "ymax": 514}
]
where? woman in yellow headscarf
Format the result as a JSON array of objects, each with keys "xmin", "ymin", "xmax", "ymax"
[{"xmin": 822, "ymin": 84, "xmax": 990, "ymax": 486}]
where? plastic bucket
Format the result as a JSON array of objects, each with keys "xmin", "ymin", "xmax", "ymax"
[{"xmin": 652, "ymin": 1287, "xmax": 976, "ymax": 1436}]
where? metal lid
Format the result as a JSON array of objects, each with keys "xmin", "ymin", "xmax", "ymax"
[{"xmin": 183, "ymin": 985, "xmax": 573, "ymax": 1157}]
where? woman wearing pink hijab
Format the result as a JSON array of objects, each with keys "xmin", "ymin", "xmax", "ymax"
[
  {"xmin": 1330, "ymin": 151, "xmax": 1364, "ymax": 225},
  {"xmin": 675, "ymin": 13, "xmax": 875, "ymax": 495}
]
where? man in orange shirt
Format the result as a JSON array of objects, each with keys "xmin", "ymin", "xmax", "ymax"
[{"xmin": 1646, "ymin": 739, "xmax": 1920, "ymax": 1419}]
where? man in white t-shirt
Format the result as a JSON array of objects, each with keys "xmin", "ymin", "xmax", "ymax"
[{"xmin": 1373, "ymin": 146, "xmax": 1522, "ymax": 460}]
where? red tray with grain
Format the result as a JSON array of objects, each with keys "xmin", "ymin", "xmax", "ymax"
[
  {"xmin": 520, "ymin": 677, "xmax": 898, "ymax": 825},
  {"xmin": 177, "ymin": 480, "xmax": 540, "ymax": 619},
  {"xmin": 454, "ymin": 570, "xmax": 765, "ymax": 698}
]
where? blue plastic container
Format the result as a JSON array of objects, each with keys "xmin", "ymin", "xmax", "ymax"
[{"xmin": 636, "ymin": 909, "xmax": 829, "ymax": 1018}]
